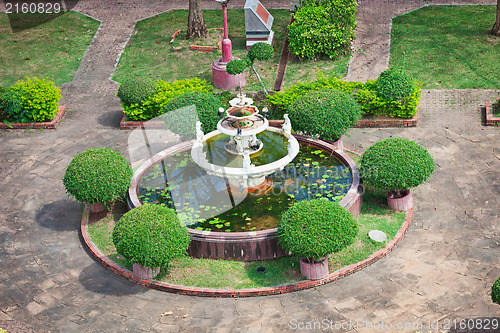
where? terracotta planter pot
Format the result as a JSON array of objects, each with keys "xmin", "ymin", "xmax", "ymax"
[
  {"xmin": 132, "ymin": 263, "xmax": 160, "ymax": 280},
  {"xmin": 299, "ymin": 257, "xmax": 329, "ymax": 280},
  {"xmin": 387, "ymin": 190, "xmax": 413, "ymax": 211},
  {"xmin": 323, "ymin": 136, "xmax": 343, "ymax": 150},
  {"xmin": 87, "ymin": 203, "xmax": 107, "ymax": 213}
]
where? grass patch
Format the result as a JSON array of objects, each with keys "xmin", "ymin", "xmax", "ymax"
[
  {"xmin": 390, "ymin": 5, "xmax": 499, "ymax": 89},
  {"xmin": 88, "ymin": 188, "xmax": 405, "ymax": 289},
  {"xmin": 0, "ymin": 12, "xmax": 100, "ymax": 87},
  {"xmin": 112, "ymin": 9, "xmax": 349, "ymax": 92}
]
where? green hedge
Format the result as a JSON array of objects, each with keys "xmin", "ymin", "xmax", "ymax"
[
  {"xmin": 287, "ymin": 89, "xmax": 362, "ymax": 140},
  {"xmin": 63, "ymin": 148, "xmax": 133, "ymax": 205},
  {"xmin": 288, "ymin": 0, "xmax": 357, "ymax": 59},
  {"xmin": 360, "ymin": 137, "xmax": 435, "ymax": 194},
  {"xmin": 120, "ymin": 78, "xmax": 212, "ymax": 121},
  {"xmin": 112, "ymin": 204, "xmax": 190, "ymax": 269},
  {"xmin": 277, "ymin": 198, "xmax": 358, "ymax": 262},
  {"xmin": 266, "ymin": 70, "xmax": 422, "ymax": 119},
  {"xmin": 0, "ymin": 77, "xmax": 61, "ymax": 123},
  {"xmin": 162, "ymin": 91, "xmax": 222, "ymax": 139},
  {"xmin": 492, "ymin": 277, "xmax": 500, "ymax": 305}
]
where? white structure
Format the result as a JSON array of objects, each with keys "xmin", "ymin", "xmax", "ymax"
[{"xmin": 244, "ymin": 0, "xmax": 274, "ymax": 50}]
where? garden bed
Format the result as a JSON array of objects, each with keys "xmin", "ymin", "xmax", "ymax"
[
  {"xmin": 354, "ymin": 113, "xmax": 418, "ymax": 128},
  {"xmin": 81, "ymin": 187, "xmax": 410, "ymax": 296},
  {"xmin": 0, "ymin": 105, "xmax": 66, "ymax": 129},
  {"xmin": 485, "ymin": 101, "xmax": 500, "ymax": 126}
]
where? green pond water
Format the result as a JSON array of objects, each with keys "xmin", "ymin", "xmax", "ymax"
[
  {"xmin": 137, "ymin": 144, "xmax": 352, "ymax": 232},
  {"xmin": 204, "ymin": 131, "xmax": 289, "ymax": 167}
]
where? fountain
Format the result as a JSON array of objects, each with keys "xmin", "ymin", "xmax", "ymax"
[
  {"xmin": 191, "ymin": 91, "xmax": 299, "ymax": 190},
  {"xmin": 128, "ymin": 92, "xmax": 363, "ymax": 261}
]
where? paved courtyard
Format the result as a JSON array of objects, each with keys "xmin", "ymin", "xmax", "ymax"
[{"xmin": 1, "ymin": 0, "xmax": 500, "ymax": 332}]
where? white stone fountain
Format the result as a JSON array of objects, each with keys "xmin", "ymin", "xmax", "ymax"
[{"xmin": 191, "ymin": 92, "xmax": 299, "ymax": 189}]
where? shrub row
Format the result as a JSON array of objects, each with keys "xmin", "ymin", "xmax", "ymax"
[
  {"xmin": 118, "ymin": 78, "xmax": 212, "ymax": 121},
  {"xmin": 0, "ymin": 77, "xmax": 61, "ymax": 123},
  {"xmin": 267, "ymin": 69, "xmax": 422, "ymax": 119},
  {"xmin": 288, "ymin": 0, "xmax": 357, "ymax": 60}
]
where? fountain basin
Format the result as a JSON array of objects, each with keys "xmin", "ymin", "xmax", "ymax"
[{"xmin": 128, "ymin": 136, "xmax": 362, "ymax": 261}]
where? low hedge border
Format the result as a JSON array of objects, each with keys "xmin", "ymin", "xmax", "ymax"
[
  {"xmin": 81, "ymin": 182, "xmax": 414, "ymax": 298},
  {"xmin": 0, "ymin": 105, "xmax": 66, "ymax": 129},
  {"xmin": 485, "ymin": 101, "xmax": 500, "ymax": 126}
]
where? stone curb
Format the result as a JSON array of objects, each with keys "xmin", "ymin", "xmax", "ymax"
[
  {"xmin": 485, "ymin": 101, "xmax": 500, "ymax": 126},
  {"xmin": 0, "ymin": 106, "xmax": 66, "ymax": 129},
  {"xmin": 80, "ymin": 201, "xmax": 414, "ymax": 297}
]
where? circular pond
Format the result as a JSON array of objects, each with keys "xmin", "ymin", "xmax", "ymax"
[{"xmin": 128, "ymin": 135, "xmax": 362, "ymax": 261}]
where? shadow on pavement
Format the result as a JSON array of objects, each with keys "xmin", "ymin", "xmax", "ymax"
[
  {"xmin": 97, "ymin": 109, "xmax": 124, "ymax": 128},
  {"xmin": 35, "ymin": 199, "xmax": 82, "ymax": 231},
  {"xmin": 79, "ymin": 262, "xmax": 146, "ymax": 296}
]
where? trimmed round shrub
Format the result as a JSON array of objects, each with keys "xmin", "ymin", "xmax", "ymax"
[
  {"xmin": 248, "ymin": 42, "xmax": 274, "ymax": 62},
  {"xmin": 360, "ymin": 138, "xmax": 435, "ymax": 196},
  {"xmin": 117, "ymin": 77, "xmax": 157, "ymax": 106},
  {"xmin": 162, "ymin": 91, "xmax": 222, "ymax": 138},
  {"xmin": 377, "ymin": 68, "xmax": 416, "ymax": 102},
  {"xmin": 277, "ymin": 198, "xmax": 358, "ymax": 263},
  {"xmin": 10, "ymin": 77, "xmax": 61, "ymax": 122},
  {"xmin": 492, "ymin": 277, "xmax": 500, "ymax": 305},
  {"xmin": 287, "ymin": 89, "xmax": 362, "ymax": 140},
  {"xmin": 63, "ymin": 148, "xmax": 133, "ymax": 205},
  {"xmin": 0, "ymin": 90, "xmax": 27, "ymax": 122},
  {"xmin": 226, "ymin": 58, "xmax": 252, "ymax": 75},
  {"xmin": 112, "ymin": 204, "xmax": 190, "ymax": 268}
]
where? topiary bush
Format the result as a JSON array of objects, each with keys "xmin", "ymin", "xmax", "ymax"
[
  {"xmin": 117, "ymin": 77, "xmax": 157, "ymax": 106},
  {"xmin": 112, "ymin": 204, "xmax": 190, "ymax": 269},
  {"xmin": 287, "ymin": 89, "xmax": 362, "ymax": 140},
  {"xmin": 121, "ymin": 78, "xmax": 212, "ymax": 121},
  {"xmin": 247, "ymin": 42, "xmax": 274, "ymax": 62},
  {"xmin": 377, "ymin": 68, "xmax": 416, "ymax": 102},
  {"xmin": 360, "ymin": 137, "xmax": 435, "ymax": 197},
  {"xmin": 63, "ymin": 148, "xmax": 133, "ymax": 205},
  {"xmin": 162, "ymin": 91, "xmax": 222, "ymax": 139},
  {"xmin": 277, "ymin": 198, "xmax": 358, "ymax": 263},
  {"xmin": 9, "ymin": 77, "xmax": 61, "ymax": 122},
  {"xmin": 288, "ymin": 0, "xmax": 357, "ymax": 59},
  {"xmin": 492, "ymin": 277, "xmax": 500, "ymax": 305}
]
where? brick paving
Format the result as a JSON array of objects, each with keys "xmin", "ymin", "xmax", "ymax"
[{"xmin": 1, "ymin": 0, "xmax": 500, "ymax": 332}]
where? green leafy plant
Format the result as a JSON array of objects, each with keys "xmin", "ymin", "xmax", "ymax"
[
  {"xmin": 377, "ymin": 68, "xmax": 416, "ymax": 102},
  {"xmin": 0, "ymin": 328, "xmax": 6, "ymax": 333},
  {"xmin": 121, "ymin": 78, "xmax": 212, "ymax": 121},
  {"xmin": 63, "ymin": 148, "xmax": 133, "ymax": 205},
  {"xmin": 117, "ymin": 77, "xmax": 157, "ymax": 106},
  {"xmin": 492, "ymin": 276, "xmax": 500, "ymax": 305},
  {"xmin": 288, "ymin": 0, "xmax": 356, "ymax": 59},
  {"xmin": 0, "ymin": 89, "xmax": 30, "ymax": 123},
  {"xmin": 277, "ymin": 198, "xmax": 358, "ymax": 263},
  {"xmin": 112, "ymin": 204, "xmax": 190, "ymax": 269},
  {"xmin": 162, "ymin": 91, "xmax": 222, "ymax": 139},
  {"xmin": 287, "ymin": 89, "xmax": 362, "ymax": 140},
  {"xmin": 226, "ymin": 42, "xmax": 274, "ymax": 93},
  {"xmin": 9, "ymin": 77, "xmax": 61, "ymax": 122},
  {"xmin": 360, "ymin": 137, "xmax": 435, "ymax": 198}
]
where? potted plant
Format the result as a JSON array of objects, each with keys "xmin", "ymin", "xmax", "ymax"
[
  {"xmin": 287, "ymin": 89, "xmax": 362, "ymax": 149},
  {"xmin": 360, "ymin": 137, "xmax": 435, "ymax": 211},
  {"xmin": 277, "ymin": 198, "xmax": 358, "ymax": 280},
  {"xmin": 63, "ymin": 148, "xmax": 133, "ymax": 213},
  {"xmin": 112, "ymin": 204, "xmax": 191, "ymax": 279}
]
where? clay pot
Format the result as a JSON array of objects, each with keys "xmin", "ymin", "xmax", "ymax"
[
  {"xmin": 299, "ymin": 257, "xmax": 329, "ymax": 280},
  {"xmin": 87, "ymin": 202, "xmax": 107, "ymax": 213},
  {"xmin": 132, "ymin": 263, "xmax": 160, "ymax": 280},
  {"xmin": 387, "ymin": 190, "xmax": 413, "ymax": 211}
]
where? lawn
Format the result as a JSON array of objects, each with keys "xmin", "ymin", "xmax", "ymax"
[
  {"xmin": 0, "ymin": 11, "xmax": 100, "ymax": 87},
  {"xmin": 112, "ymin": 9, "xmax": 350, "ymax": 92},
  {"xmin": 88, "ymin": 188, "xmax": 405, "ymax": 289},
  {"xmin": 390, "ymin": 5, "xmax": 500, "ymax": 89}
]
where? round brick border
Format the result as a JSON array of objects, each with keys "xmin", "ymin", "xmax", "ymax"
[{"xmin": 80, "ymin": 205, "xmax": 413, "ymax": 298}]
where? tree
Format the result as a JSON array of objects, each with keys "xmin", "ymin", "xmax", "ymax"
[
  {"xmin": 186, "ymin": 0, "xmax": 208, "ymax": 40},
  {"xmin": 493, "ymin": 0, "xmax": 500, "ymax": 36}
]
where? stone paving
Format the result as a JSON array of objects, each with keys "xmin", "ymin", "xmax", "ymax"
[{"xmin": 1, "ymin": 0, "xmax": 500, "ymax": 332}]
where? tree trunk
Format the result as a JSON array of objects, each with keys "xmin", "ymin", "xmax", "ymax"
[
  {"xmin": 493, "ymin": 0, "xmax": 500, "ymax": 36},
  {"xmin": 186, "ymin": 0, "xmax": 208, "ymax": 40}
]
